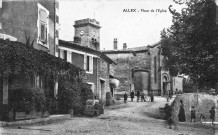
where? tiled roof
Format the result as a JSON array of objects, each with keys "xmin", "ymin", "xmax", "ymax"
[
  {"xmin": 59, "ymin": 40, "xmax": 116, "ymax": 64},
  {"xmin": 102, "ymin": 48, "xmax": 149, "ymax": 55},
  {"xmin": 102, "ymin": 45, "xmax": 150, "ymax": 54}
]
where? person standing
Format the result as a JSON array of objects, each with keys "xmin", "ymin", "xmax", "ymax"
[
  {"xmin": 169, "ymin": 90, "xmax": 172, "ymax": 100},
  {"xmin": 150, "ymin": 91, "xmax": 154, "ymax": 102},
  {"xmin": 164, "ymin": 103, "xmax": 174, "ymax": 129},
  {"xmin": 124, "ymin": 92, "xmax": 128, "ymax": 103},
  {"xmin": 130, "ymin": 91, "xmax": 135, "ymax": 102},
  {"xmin": 178, "ymin": 100, "xmax": 186, "ymax": 122},
  {"xmin": 209, "ymin": 106, "xmax": 215, "ymax": 124},
  {"xmin": 164, "ymin": 103, "xmax": 172, "ymax": 120},
  {"xmin": 190, "ymin": 106, "xmax": 196, "ymax": 122},
  {"xmin": 141, "ymin": 92, "xmax": 145, "ymax": 102},
  {"xmin": 136, "ymin": 91, "xmax": 140, "ymax": 102},
  {"xmin": 175, "ymin": 88, "xmax": 178, "ymax": 94}
]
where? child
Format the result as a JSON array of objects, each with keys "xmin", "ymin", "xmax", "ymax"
[
  {"xmin": 124, "ymin": 92, "xmax": 127, "ymax": 103},
  {"xmin": 136, "ymin": 91, "xmax": 140, "ymax": 102},
  {"xmin": 209, "ymin": 106, "xmax": 215, "ymax": 124},
  {"xmin": 191, "ymin": 106, "xmax": 196, "ymax": 122}
]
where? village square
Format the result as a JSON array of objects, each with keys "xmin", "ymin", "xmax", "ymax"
[{"xmin": 0, "ymin": 0, "xmax": 217, "ymax": 135}]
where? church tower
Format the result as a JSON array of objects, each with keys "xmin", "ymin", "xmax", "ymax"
[{"xmin": 73, "ymin": 18, "xmax": 101, "ymax": 50}]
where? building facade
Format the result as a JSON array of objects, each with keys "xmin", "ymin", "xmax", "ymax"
[
  {"xmin": 73, "ymin": 18, "xmax": 100, "ymax": 50},
  {"xmin": 58, "ymin": 18, "xmax": 115, "ymax": 104},
  {"xmin": 103, "ymin": 41, "xmax": 151, "ymax": 95},
  {"xmin": 0, "ymin": 0, "xmax": 59, "ymax": 56},
  {"xmin": 0, "ymin": 0, "xmax": 60, "ymax": 121},
  {"xmin": 103, "ymin": 39, "xmax": 183, "ymax": 96}
]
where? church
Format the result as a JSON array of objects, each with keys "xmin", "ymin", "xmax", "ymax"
[{"xmin": 103, "ymin": 39, "xmax": 184, "ymax": 96}]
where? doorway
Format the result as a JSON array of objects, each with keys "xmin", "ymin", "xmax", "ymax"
[
  {"xmin": 163, "ymin": 76, "xmax": 168, "ymax": 95},
  {"xmin": 100, "ymin": 80, "xmax": 105, "ymax": 100}
]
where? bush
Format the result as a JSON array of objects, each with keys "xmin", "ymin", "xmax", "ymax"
[
  {"xmin": 58, "ymin": 79, "xmax": 93, "ymax": 116},
  {"xmin": 183, "ymin": 80, "xmax": 197, "ymax": 93},
  {"xmin": 46, "ymin": 97, "xmax": 58, "ymax": 114},
  {"xmin": 8, "ymin": 87, "xmax": 46, "ymax": 120}
]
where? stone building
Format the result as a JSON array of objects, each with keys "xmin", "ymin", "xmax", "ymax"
[
  {"xmin": 58, "ymin": 18, "xmax": 115, "ymax": 104},
  {"xmin": 73, "ymin": 18, "xmax": 100, "ymax": 50},
  {"xmin": 0, "ymin": 0, "xmax": 61, "ymax": 121},
  {"xmin": 0, "ymin": 0, "xmax": 59, "ymax": 56},
  {"xmin": 149, "ymin": 42, "xmax": 172, "ymax": 96},
  {"xmin": 59, "ymin": 40, "xmax": 115, "ymax": 103},
  {"xmin": 103, "ymin": 39, "xmax": 183, "ymax": 96},
  {"xmin": 103, "ymin": 41, "xmax": 150, "ymax": 95}
]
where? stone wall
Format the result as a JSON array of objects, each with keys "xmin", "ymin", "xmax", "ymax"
[
  {"xmin": 171, "ymin": 93, "xmax": 216, "ymax": 122},
  {"xmin": 107, "ymin": 51, "xmax": 150, "ymax": 93},
  {"xmin": 149, "ymin": 44, "xmax": 171, "ymax": 96},
  {"xmin": 149, "ymin": 45, "xmax": 161, "ymax": 93},
  {"xmin": 97, "ymin": 58, "xmax": 110, "ymax": 104}
]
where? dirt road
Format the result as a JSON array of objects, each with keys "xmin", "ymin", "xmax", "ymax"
[{"xmin": 1, "ymin": 97, "xmax": 215, "ymax": 135}]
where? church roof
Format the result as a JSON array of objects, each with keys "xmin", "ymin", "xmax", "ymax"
[
  {"xmin": 102, "ymin": 41, "xmax": 161, "ymax": 54},
  {"xmin": 102, "ymin": 46, "xmax": 149, "ymax": 54}
]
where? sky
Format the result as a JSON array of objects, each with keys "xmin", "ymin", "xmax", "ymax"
[{"xmin": 59, "ymin": 0, "xmax": 175, "ymax": 50}]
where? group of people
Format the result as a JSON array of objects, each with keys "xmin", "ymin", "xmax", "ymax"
[
  {"xmin": 190, "ymin": 105, "xmax": 215, "ymax": 124},
  {"xmin": 164, "ymin": 99, "xmax": 216, "ymax": 129},
  {"xmin": 123, "ymin": 91, "xmax": 154, "ymax": 103}
]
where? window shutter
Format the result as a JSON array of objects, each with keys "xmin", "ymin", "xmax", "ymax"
[
  {"xmin": 45, "ymin": 26, "xmax": 47, "ymax": 43},
  {"xmin": 0, "ymin": 0, "xmax": 2, "ymax": 8},
  {"xmin": 92, "ymin": 84, "xmax": 95, "ymax": 93},
  {"xmin": 39, "ymin": 9, "xmax": 48, "ymax": 43},
  {"xmin": 84, "ymin": 54, "xmax": 87, "ymax": 70},
  {"xmin": 39, "ymin": 9, "xmax": 47, "ymax": 23},
  {"xmin": 40, "ymin": 23, "xmax": 45, "ymax": 41},
  {"xmin": 90, "ymin": 56, "xmax": 93, "ymax": 72}
]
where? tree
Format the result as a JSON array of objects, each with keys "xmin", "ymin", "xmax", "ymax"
[{"xmin": 161, "ymin": 0, "xmax": 218, "ymax": 89}]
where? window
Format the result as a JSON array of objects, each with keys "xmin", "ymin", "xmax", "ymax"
[
  {"xmin": 58, "ymin": 49, "xmax": 60, "ymax": 57},
  {"xmin": 87, "ymin": 82, "xmax": 95, "ymax": 93},
  {"xmin": 40, "ymin": 22, "xmax": 47, "ymax": 42},
  {"xmin": 55, "ymin": 30, "xmax": 59, "ymax": 38},
  {"xmin": 86, "ymin": 56, "xmax": 90, "ymax": 71},
  {"xmin": 154, "ymin": 56, "xmax": 157, "ymax": 83},
  {"xmin": 91, "ymin": 38, "xmax": 97, "ymax": 43},
  {"xmin": 55, "ymin": 1, "xmax": 59, "ymax": 9},
  {"xmin": 84, "ymin": 54, "xmax": 93, "ymax": 73},
  {"xmin": 63, "ymin": 50, "xmax": 67, "ymax": 61},
  {"xmin": 56, "ymin": 15, "xmax": 59, "ymax": 24},
  {"xmin": 38, "ymin": 3, "xmax": 49, "ymax": 48},
  {"xmin": 0, "ymin": 0, "xmax": 2, "ymax": 8}
]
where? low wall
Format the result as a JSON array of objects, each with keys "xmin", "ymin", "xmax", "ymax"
[{"xmin": 171, "ymin": 93, "xmax": 216, "ymax": 122}]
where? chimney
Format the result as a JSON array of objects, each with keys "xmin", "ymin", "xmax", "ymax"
[
  {"xmin": 123, "ymin": 43, "xmax": 127, "ymax": 50},
  {"xmin": 113, "ymin": 38, "xmax": 117, "ymax": 50}
]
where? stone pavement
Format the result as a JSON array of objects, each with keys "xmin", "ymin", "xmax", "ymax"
[{"xmin": 0, "ymin": 97, "xmax": 215, "ymax": 135}]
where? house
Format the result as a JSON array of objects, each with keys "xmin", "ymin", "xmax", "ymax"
[
  {"xmin": 0, "ymin": 0, "xmax": 74, "ymax": 121},
  {"xmin": 59, "ymin": 40, "xmax": 115, "ymax": 104},
  {"xmin": 58, "ymin": 18, "xmax": 116, "ymax": 104},
  {"xmin": 103, "ymin": 39, "xmax": 184, "ymax": 96}
]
